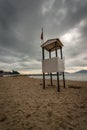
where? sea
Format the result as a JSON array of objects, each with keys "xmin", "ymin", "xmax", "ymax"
[
  {"xmin": 2, "ymin": 73, "xmax": 87, "ymax": 81},
  {"xmin": 29, "ymin": 73, "xmax": 87, "ymax": 81}
]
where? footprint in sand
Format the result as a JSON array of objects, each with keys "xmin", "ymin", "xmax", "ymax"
[{"xmin": 0, "ymin": 113, "xmax": 7, "ymax": 122}]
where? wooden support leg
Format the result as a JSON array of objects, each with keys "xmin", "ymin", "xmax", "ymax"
[
  {"xmin": 57, "ymin": 72, "xmax": 60, "ymax": 92},
  {"xmin": 50, "ymin": 73, "xmax": 53, "ymax": 86},
  {"xmin": 63, "ymin": 72, "xmax": 65, "ymax": 88},
  {"xmin": 43, "ymin": 73, "xmax": 45, "ymax": 89}
]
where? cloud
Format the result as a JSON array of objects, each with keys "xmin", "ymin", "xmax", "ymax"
[{"xmin": 0, "ymin": 0, "xmax": 87, "ymax": 73}]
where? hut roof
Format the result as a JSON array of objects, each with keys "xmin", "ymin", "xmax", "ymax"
[{"xmin": 41, "ymin": 38, "xmax": 63, "ymax": 51}]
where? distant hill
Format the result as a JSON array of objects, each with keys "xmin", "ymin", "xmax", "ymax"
[{"xmin": 75, "ymin": 70, "xmax": 87, "ymax": 74}]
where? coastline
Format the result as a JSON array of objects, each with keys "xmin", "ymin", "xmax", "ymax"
[{"xmin": 0, "ymin": 76, "xmax": 87, "ymax": 130}]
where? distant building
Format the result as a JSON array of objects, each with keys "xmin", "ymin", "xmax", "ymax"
[{"xmin": 0, "ymin": 70, "xmax": 20, "ymax": 77}]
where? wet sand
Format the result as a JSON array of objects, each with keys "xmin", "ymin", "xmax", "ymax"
[{"xmin": 0, "ymin": 76, "xmax": 87, "ymax": 130}]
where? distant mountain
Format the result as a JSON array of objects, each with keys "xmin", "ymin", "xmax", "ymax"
[{"xmin": 75, "ymin": 70, "xmax": 87, "ymax": 74}]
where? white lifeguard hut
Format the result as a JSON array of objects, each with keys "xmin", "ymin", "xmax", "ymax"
[{"xmin": 41, "ymin": 38, "xmax": 65, "ymax": 92}]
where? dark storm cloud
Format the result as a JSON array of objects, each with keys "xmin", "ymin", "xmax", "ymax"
[
  {"xmin": 43, "ymin": 0, "xmax": 87, "ymax": 36},
  {"xmin": 0, "ymin": 0, "xmax": 43, "ymax": 69},
  {"xmin": 0, "ymin": 0, "xmax": 16, "ymax": 28},
  {"xmin": 0, "ymin": 0, "xmax": 87, "ymax": 73}
]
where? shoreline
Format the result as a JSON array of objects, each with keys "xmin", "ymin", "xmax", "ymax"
[{"xmin": 0, "ymin": 72, "xmax": 87, "ymax": 82}]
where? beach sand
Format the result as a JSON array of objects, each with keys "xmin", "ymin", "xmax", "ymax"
[{"xmin": 0, "ymin": 76, "xmax": 87, "ymax": 130}]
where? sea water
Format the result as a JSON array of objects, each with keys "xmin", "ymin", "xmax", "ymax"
[
  {"xmin": 63, "ymin": 73, "xmax": 87, "ymax": 81},
  {"xmin": 30, "ymin": 73, "xmax": 87, "ymax": 81}
]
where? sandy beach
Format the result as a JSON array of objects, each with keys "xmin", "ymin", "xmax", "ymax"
[{"xmin": 0, "ymin": 76, "xmax": 87, "ymax": 130}]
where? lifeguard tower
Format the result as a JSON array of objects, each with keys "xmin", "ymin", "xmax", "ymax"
[{"xmin": 41, "ymin": 38, "xmax": 65, "ymax": 92}]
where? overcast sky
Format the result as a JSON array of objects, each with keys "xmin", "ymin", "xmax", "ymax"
[{"xmin": 0, "ymin": 0, "xmax": 87, "ymax": 74}]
